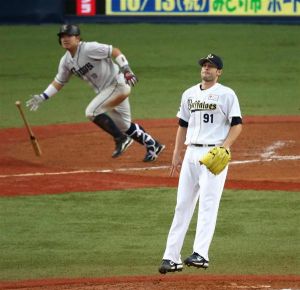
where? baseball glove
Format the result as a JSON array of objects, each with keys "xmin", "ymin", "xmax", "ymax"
[{"xmin": 199, "ymin": 146, "xmax": 231, "ymax": 175}]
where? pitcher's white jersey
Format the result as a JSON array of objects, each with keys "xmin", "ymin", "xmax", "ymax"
[
  {"xmin": 55, "ymin": 41, "xmax": 119, "ymax": 93},
  {"xmin": 177, "ymin": 83, "xmax": 242, "ymax": 145}
]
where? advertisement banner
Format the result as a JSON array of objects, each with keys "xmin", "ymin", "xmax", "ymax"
[
  {"xmin": 77, "ymin": 0, "xmax": 96, "ymax": 16},
  {"xmin": 106, "ymin": 0, "xmax": 300, "ymax": 16}
]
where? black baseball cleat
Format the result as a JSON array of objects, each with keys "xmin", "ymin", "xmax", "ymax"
[
  {"xmin": 158, "ymin": 259, "xmax": 183, "ymax": 274},
  {"xmin": 184, "ymin": 252, "xmax": 209, "ymax": 269},
  {"xmin": 112, "ymin": 136, "xmax": 133, "ymax": 158},
  {"xmin": 143, "ymin": 143, "xmax": 165, "ymax": 162}
]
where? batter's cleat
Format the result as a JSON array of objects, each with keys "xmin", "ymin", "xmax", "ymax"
[
  {"xmin": 112, "ymin": 136, "xmax": 133, "ymax": 158},
  {"xmin": 143, "ymin": 143, "xmax": 165, "ymax": 162},
  {"xmin": 184, "ymin": 252, "xmax": 209, "ymax": 269},
  {"xmin": 158, "ymin": 259, "xmax": 183, "ymax": 274}
]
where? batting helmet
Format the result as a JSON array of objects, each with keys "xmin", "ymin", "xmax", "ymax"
[{"xmin": 57, "ymin": 24, "xmax": 80, "ymax": 44}]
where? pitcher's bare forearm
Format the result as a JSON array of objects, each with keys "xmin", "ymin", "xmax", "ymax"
[
  {"xmin": 222, "ymin": 124, "xmax": 242, "ymax": 149},
  {"xmin": 170, "ymin": 126, "xmax": 187, "ymax": 176}
]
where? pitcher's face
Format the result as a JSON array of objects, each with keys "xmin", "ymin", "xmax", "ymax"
[{"xmin": 200, "ymin": 62, "xmax": 222, "ymax": 82}]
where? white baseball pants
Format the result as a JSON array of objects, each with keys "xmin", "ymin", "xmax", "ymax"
[
  {"xmin": 163, "ymin": 145, "xmax": 228, "ymax": 263},
  {"xmin": 85, "ymin": 73, "xmax": 132, "ymax": 132}
]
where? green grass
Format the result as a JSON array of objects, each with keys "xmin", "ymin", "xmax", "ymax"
[
  {"xmin": 0, "ymin": 188, "xmax": 299, "ymax": 280},
  {"xmin": 0, "ymin": 24, "xmax": 300, "ymax": 128}
]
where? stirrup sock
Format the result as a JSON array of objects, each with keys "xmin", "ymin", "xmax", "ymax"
[{"xmin": 126, "ymin": 123, "xmax": 156, "ymax": 151}]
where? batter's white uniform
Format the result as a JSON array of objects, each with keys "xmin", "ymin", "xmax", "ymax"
[
  {"xmin": 55, "ymin": 41, "xmax": 131, "ymax": 132},
  {"xmin": 163, "ymin": 82, "xmax": 242, "ymax": 263}
]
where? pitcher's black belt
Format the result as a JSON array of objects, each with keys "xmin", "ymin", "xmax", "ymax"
[{"xmin": 191, "ymin": 144, "xmax": 215, "ymax": 147}]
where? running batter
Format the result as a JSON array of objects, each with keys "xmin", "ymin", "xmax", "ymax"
[
  {"xmin": 26, "ymin": 24, "xmax": 165, "ymax": 162},
  {"xmin": 159, "ymin": 53, "xmax": 243, "ymax": 274}
]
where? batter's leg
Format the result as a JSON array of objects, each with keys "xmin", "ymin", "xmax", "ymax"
[
  {"xmin": 126, "ymin": 122, "xmax": 165, "ymax": 162},
  {"xmin": 85, "ymin": 83, "xmax": 133, "ymax": 158},
  {"xmin": 93, "ymin": 113, "xmax": 124, "ymax": 139},
  {"xmin": 92, "ymin": 114, "xmax": 132, "ymax": 158},
  {"xmin": 107, "ymin": 98, "xmax": 132, "ymax": 133}
]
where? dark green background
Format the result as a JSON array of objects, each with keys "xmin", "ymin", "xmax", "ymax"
[{"xmin": 0, "ymin": 24, "xmax": 299, "ymax": 128}]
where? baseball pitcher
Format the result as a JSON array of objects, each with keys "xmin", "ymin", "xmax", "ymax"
[
  {"xmin": 159, "ymin": 53, "xmax": 242, "ymax": 274},
  {"xmin": 26, "ymin": 25, "xmax": 165, "ymax": 162}
]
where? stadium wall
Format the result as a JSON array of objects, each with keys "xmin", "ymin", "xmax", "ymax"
[
  {"xmin": 1, "ymin": 0, "xmax": 300, "ymax": 25},
  {"xmin": 0, "ymin": 0, "xmax": 64, "ymax": 24}
]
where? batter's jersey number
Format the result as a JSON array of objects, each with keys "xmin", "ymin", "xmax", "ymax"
[{"xmin": 203, "ymin": 113, "xmax": 213, "ymax": 123}]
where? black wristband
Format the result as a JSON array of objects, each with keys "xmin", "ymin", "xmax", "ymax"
[{"xmin": 42, "ymin": 93, "xmax": 49, "ymax": 100}]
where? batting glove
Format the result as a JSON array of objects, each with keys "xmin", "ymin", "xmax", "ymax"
[
  {"xmin": 122, "ymin": 65, "xmax": 138, "ymax": 87},
  {"xmin": 26, "ymin": 94, "xmax": 45, "ymax": 111}
]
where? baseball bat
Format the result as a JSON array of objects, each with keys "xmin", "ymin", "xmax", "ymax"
[{"xmin": 15, "ymin": 101, "xmax": 42, "ymax": 157}]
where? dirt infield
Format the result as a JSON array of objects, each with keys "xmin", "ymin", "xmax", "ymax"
[
  {"xmin": 1, "ymin": 275, "xmax": 300, "ymax": 290},
  {"xmin": 0, "ymin": 116, "xmax": 299, "ymax": 289},
  {"xmin": 0, "ymin": 116, "xmax": 299, "ymax": 196}
]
